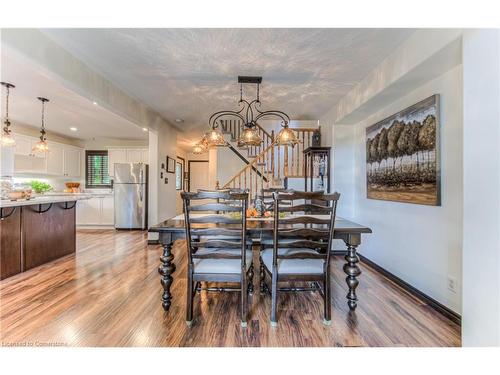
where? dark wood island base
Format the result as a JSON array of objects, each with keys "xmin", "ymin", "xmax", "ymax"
[{"xmin": 0, "ymin": 200, "xmax": 77, "ymax": 280}]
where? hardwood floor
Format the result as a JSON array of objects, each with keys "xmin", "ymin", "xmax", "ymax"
[{"xmin": 0, "ymin": 230, "xmax": 461, "ymax": 347}]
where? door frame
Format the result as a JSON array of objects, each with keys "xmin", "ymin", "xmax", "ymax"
[{"xmin": 187, "ymin": 160, "xmax": 209, "ymax": 192}]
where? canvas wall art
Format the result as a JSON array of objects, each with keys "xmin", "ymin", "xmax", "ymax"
[{"xmin": 366, "ymin": 94, "xmax": 440, "ymax": 206}]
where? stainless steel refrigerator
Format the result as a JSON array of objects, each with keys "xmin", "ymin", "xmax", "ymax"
[{"xmin": 113, "ymin": 163, "xmax": 148, "ymax": 230}]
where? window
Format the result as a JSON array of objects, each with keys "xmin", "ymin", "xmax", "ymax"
[{"xmin": 86, "ymin": 150, "xmax": 111, "ymax": 188}]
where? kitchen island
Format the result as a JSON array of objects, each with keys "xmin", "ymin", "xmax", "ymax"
[{"xmin": 0, "ymin": 194, "xmax": 91, "ymax": 280}]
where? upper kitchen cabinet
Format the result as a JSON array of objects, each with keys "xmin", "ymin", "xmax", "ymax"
[
  {"xmin": 13, "ymin": 135, "xmax": 33, "ymax": 156},
  {"xmin": 140, "ymin": 149, "xmax": 149, "ymax": 163},
  {"xmin": 11, "ymin": 133, "xmax": 83, "ymax": 177},
  {"xmin": 63, "ymin": 148, "xmax": 81, "ymax": 177},
  {"xmin": 126, "ymin": 149, "xmax": 142, "ymax": 163},
  {"xmin": 13, "ymin": 135, "xmax": 47, "ymax": 173},
  {"xmin": 108, "ymin": 148, "xmax": 148, "ymax": 176},
  {"xmin": 108, "ymin": 149, "xmax": 127, "ymax": 177},
  {"xmin": 46, "ymin": 143, "xmax": 64, "ymax": 175}
]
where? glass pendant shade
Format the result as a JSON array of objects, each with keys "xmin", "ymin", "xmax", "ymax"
[
  {"xmin": 1, "ymin": 132, "xmax": 16, "ymax": 147},
  {"xmin": 32, "ymin": 139, "xmax": 49, "ymax": 154},
  {"xmin": 205, "ymin": 128, "xmax": 226, "ymax": 147},
  {"xmin": 1, "ymin": 123, "xmax": 15, "ymax": 147},
  {"xmin": 239, "ymin": 126, "xmax": 262, "ymax": 146},
  {"xmin": 276, "ymin": 125, "xmax": 299, "ymax": 147}
]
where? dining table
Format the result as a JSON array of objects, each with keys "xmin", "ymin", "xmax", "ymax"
[{"xmin": 149, "ymin": 214, "xmax": 372, "ymax": 312}]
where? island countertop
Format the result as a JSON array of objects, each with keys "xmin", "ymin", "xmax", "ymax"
[{"xmin": 0, "ymin": 194, "xmax": 92, "ymax": 208}]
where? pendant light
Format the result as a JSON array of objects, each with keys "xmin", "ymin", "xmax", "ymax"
[
  {"xmin": 192, "ymin": 142, "xmax": 207, "ymax": 155},
  {"xmin": 32, "ymin": 97, "xmax": 50, "ymax": 154},
  {"xmin": 239, "ymin": 122, "xmax": 262, "ymax": 146},
  {"xmin": 276, "ymin": 121, "xmax": 299, "ymax": 147},
  {"xmin": 1, "ymin": 82, "xmax": 16, "ymax": 147},
  {"xmin": 204, "ymin": 121, "xmax": 226, "ymax": 147}
]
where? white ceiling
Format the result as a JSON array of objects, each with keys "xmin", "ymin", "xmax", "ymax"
[
  {"xmin": 40, "ymin": 29, "xmax": 415, "ymax": 133},
  {"xmin": 1, "ymin": 50, "xmax": 148, "ymax": 141}
]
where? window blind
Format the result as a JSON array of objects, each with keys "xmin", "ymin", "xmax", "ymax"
[{"xmin": 86, "ymin": 150, "xmax": 111, "ymax": 188}]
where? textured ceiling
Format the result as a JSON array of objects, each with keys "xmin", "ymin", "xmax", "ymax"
[
  {"xmin": 1, "ymin": 51, "xmax": 148, "ymax": 141},
  {"xmin": 41, "ymin": 29, "xmax": 415, "ymax": 135}
]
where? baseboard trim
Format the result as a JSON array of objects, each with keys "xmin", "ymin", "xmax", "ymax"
[{"xmin": 331, "ymin": 250, "xmax": 461, "ymax": 326}]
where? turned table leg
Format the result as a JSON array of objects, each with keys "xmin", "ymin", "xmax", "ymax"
[
  {"xmin": 158, "ymin": 241, "xmax": 176, "ymax": 311},
  {"xmin": 342, "ymin": 234, "xmax": 361, "ymax": 311}
]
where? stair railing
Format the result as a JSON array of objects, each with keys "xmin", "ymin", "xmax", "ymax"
[{"xmin": 222, "ymin": 139, "xmax": 278, "ymax": 201}]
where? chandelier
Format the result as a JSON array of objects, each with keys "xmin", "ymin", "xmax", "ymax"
[
  {"xmin": 195, "ymin": 76, "xmax": 297, "ymax": 152},
  {"xmin": 1, "ymin": 82, "xmax": 16, "ymax": 147}
]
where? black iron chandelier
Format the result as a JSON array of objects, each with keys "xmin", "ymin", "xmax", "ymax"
[{"xmin": 197, "ymin": 76, "xmax": 298, "ymax": 151}]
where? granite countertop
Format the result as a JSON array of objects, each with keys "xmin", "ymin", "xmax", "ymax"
[{"xmin": 0, "ymin": 194, "xmax": 92, "ymax": 208}]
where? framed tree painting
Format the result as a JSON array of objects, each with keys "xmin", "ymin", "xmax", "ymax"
[{"xmin": 366, "ymin": 94, "xmax": 440, "ymax": 206}]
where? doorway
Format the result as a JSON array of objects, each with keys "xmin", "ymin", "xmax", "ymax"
[{"xmin": 188, "ymin": 160, "xmax": 209, "ymax": 192}]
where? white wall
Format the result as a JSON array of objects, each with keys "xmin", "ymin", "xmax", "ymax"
[
  {"xmin": 333, "ymin": 66, "xmax": 463, "ymax": 314},
  {"xmin": 148, "ymin": 124, "xmax": 178, "ymax": 228},
  {"xmin": 461, "ymin": 29, "xmax": 500, "ymax": 346}
]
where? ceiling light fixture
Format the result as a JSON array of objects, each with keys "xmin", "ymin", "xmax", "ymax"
[
  {"xmin": 142, "ymin": 127, "xmax": 148, "ymax": 132},
  {"xmin": 275, "ymin": 123, "xmax": 299, "ymax": 147},
  {"xmin": 32, "ymin": 97, "xmax": 50, "ymax": 154},
  {"xmin": 192, "ymin": 142, "xmax": 207, "ymax": 155},
  {"xmin": 70, "ymin": 127, "xmax": 78, "ymax": 132},
  {"xmin": 93, "ymin": 101, "xmax": 98, "ymax": 106},
  {"xmin": 175, "ymin": 118, "xmax": 184, "ymax": 123},
  {"xmin": 1, "ymin": 82, "xmax": 16, "ymax": 147}
]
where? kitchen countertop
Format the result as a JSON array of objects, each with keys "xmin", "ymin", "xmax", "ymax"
[{"xmin": 0, "ymin": 194, "xmax": 92, "ymax": 208}]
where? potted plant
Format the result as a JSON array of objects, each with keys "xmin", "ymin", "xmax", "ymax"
[{"xmin": 30, "ymin": 180, "xmax": 53, "ymax": 194}]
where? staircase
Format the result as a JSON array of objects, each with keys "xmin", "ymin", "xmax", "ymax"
[{"xmin": 219, "ymin": 119, "xmax": 318, "ymax": 200}]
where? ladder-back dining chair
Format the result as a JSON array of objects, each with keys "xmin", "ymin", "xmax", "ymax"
[
  {"xmin": 182, "ymin": 190, "xmax": 253, "ymax": 327},
  {"xmin": 260, "ymin": 190, "xmax": 340, "ymax": 326}
]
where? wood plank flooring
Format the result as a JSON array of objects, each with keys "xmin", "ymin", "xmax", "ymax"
[{"xmin": 0, "ymin": 230, "xmax": 461, "ymax": 347}]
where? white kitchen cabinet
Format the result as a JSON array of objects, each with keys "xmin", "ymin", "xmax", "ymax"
[
  {"xmin": 140, "ymin": 149, "xmax": 149, "ymax": 163},
  {"xmin": 76, "ymin": 198, "xmax": 101, "ymax": 225},
  {"xmin": 76, "ymin": 195, "xmax": 114, "ymax": 227},
  {"xmin": 100, "ymin": 196, "xmax": 115, "ymax": 225},
  {"xmin": 11, "ymin": 133, "xmax": 83, "ymax": 177},
  {"xmin": 46, "ymin": 143, "xmax": 64, "ymax": 175},
  {"xmin": 64, "ymin": 148, "xmax": 81, "ymax": 177},
  {"xmin": 13, "ymin": 135, "xmax": 33, "ymax": 156},
  {"xmin": 108, "ymin": 149, "xmax": 127, "ymax": 177},
  {"xmin": 126, "ymin": 149, "xmax": 143, "ymax": 163}
]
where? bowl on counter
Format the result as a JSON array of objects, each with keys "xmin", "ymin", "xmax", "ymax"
[{"xmin": 64, "ymin": 182, "xmax": 81, "ymax": 193}]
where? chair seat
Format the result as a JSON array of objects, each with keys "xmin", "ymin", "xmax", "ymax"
[
  {"xmin": 193, "ymin": 250, "xmax": 253, "ymax": 274},
  {"xmin": 261, "ymin": 248, "xmax": 325, "ymax": 275}
]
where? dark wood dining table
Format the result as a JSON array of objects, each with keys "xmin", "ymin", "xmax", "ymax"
[{"xmin": 150, "ymin": 214, "xmax": 372, "ymax": 312}]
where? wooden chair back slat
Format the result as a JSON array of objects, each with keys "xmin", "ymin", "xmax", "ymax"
[
  {"xmin": 279, "ymin": 216, "xmax": 330, "ymax": 225},
  {"xmin": 191, "ymin": 228, "xmax": 242, "ymax": 237},
  {"xmin": 189, "ymin": 203, "xmax": 242, "ymax": 212},
  {"xmin": 189, "ymin": 215, "xmax": 242, "ymax": 224},
  {"xmin": 276, "ymin": 228, "xmax": 330, "ymax": 239},
  {"xmin": 278, "ymin": 204, "xmax": 332, "ymax": 214}
]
